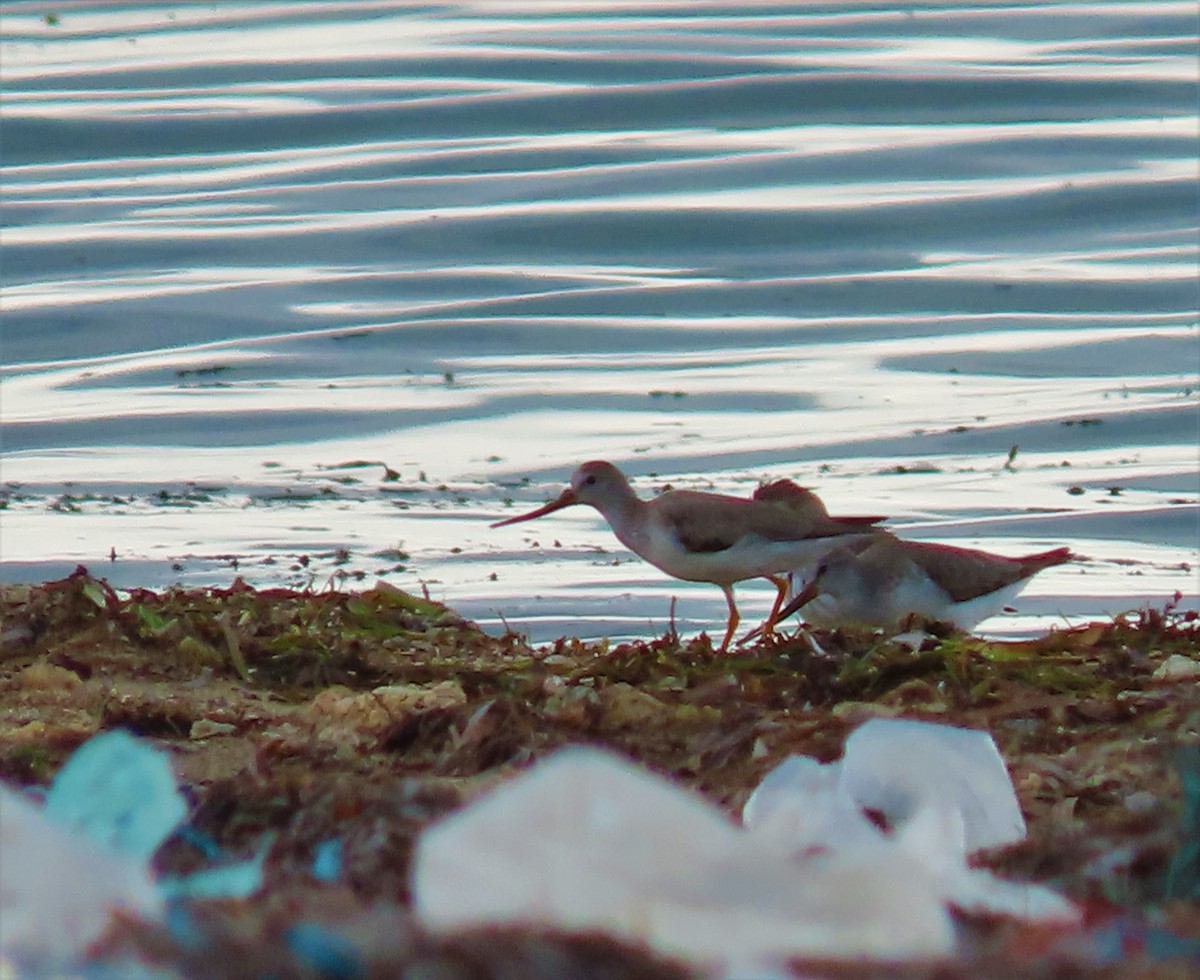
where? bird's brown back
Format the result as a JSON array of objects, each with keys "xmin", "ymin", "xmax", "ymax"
[
  {"xmin": 753, "ymin": 479, "xmax": 886, "ymax": 532},
  {"xmin": 660, "ymin": 488, "xmax": 879, "ymax": 553},
  {"xmin": 902, "ymin": 541, "xmax": 1072, "ymax": 602}
]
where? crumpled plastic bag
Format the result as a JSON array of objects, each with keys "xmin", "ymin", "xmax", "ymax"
[
  {"xmin": 0, "ymin": 782, "xmax": 164, "ymax": 966},
  {"xmin": 0, "ymin": 728, "xmax": 264, "ymax": 971},
  {"xmin": 412, "ymin": 719, "xmax": 1078, "ymax": 977},
  {"xmin": 413, "ymin": 746, "xmax": 955, "ymax": 975},
  {"xmin": 744, "ymin": 717, "xmax": 1076, "ymax": 922},
  {"xmin": 741, "ymin": 716, "xmax": 1024, "ymax": 857}
]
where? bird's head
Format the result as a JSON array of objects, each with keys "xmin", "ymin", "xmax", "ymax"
[{"xmin": 490, "ymin": 460, "xmax": 631, "ymax": 528}]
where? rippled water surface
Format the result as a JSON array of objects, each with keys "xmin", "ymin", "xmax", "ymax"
[{"xmin": 2, "ymin": 1, "xmax": 1197, "ymax": 642}]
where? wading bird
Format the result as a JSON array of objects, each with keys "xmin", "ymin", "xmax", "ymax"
[{"xmin": 491, "ymin": 462, "xmax": 883, "ymax": 652}]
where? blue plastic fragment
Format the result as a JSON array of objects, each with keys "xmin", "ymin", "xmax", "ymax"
[
  {"xmin": 1091, "ymin": 919, "xmax": 1200, "ymax": 964},
  {"xmin": 176, "ymin": 824, "xmax": 224, "ymax": 861},
  {"xmin": 159, "ymin": 836, "xmax": 272, "ymax": 901},
  {"xmin": 285, "ymin": 923, "xmax": 364, "ymax": 980},
  {"xmin": 1165, "ymin": 745, "xmax": 1200, "ymax": 900},
  {"xmin": 164, "ymin": 901, "xmax": 209, "ymax": 952},
  {"xmin": 312, "ymin": 838, "xmax": 343, "ymax": 882},
  {"xmin": 74, "ymin": 958, "xmax": 177, "ymax": 979},
  {"xmin": 43, "ymin": 728, "xmax": 187, "ymax": 862}
]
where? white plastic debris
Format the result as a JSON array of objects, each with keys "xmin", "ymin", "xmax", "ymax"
[
  {"xmin": 0, "ymin": 728, "xmax": 267, "ymax": 972},
  {"xmin": 745, "ymin": 717, "xmax": 1025, "ymax": 854},
  {"xmin": 1, "ymin": 729, "xmax": 184, "ymax": 967},
  {"xmin": 739, "ymin": 754, "xmax": 883, "ymax": 853},
  {"xmin": 412, "ymin": 746, "xmax": 956, "ymax": 976},
  {"xmin": 743, "ymin": 718, "xmax": 1076, "ymax": 923},
  {"xmin": 0, "ymin": 785, "xmax": 163, "ymax": 965},
  {"xmin": 413, "ymin": 720, "xmax": 1079, "ymax": 977}
]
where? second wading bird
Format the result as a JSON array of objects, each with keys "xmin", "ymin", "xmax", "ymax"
[
  {"xmin": 770, "ymin": 535, "xmax": 1073, "ymax": 633},
  {"xmin": 752, "ymin": 480, "xmax": 1073, "ymax": 633},
  {"xmin": 490, "ymin": 461, "xmax": 883, "ymax": 652}
]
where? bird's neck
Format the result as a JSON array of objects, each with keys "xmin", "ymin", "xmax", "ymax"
[{"xmin": 592, "ymin": 487, "xmax": 647, "ymax": 545}]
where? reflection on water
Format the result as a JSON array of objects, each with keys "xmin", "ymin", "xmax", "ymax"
[{"xmin": 1, "ymin": 1, "xmax": 1197, "ymax": 642}]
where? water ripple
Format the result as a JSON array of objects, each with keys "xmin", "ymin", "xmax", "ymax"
[{"xmin": 2, "ymin": 1, "xmax": 1196, "ymax": 639}]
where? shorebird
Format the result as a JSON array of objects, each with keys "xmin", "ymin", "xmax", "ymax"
[
  {"xmin": 748, "ymin": 478, "xmax": 886, "ymax": 622},
  {"xmin": 767, "ymin": 534, "xmax": 1074, "ymax": 633},
  {"xmin": 490, "ymin": 462, "xmax": 883, "ymax": 652}
]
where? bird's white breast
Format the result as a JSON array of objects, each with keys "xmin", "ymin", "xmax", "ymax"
[{"xmin": 789, "ymin": 564, "xmax": 1032, "ymax": 631}]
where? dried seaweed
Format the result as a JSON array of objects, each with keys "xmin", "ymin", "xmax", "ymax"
[{"xmin": 2, "ymin": 567, "xmax": 1198, "ymax": 977}]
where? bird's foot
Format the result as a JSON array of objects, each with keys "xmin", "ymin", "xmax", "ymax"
[{"xmin": 738, "ymin": 620, "xmax": 771, "ymax": 645}]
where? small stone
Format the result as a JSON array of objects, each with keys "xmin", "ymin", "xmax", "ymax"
[
  {"xmin": 17, "ymin": 662, "xmax": 82, "ymax": 692},
  {"xmin": 543, "ymin": 686, "xmax": 599, "ymax": 728},
  {"xmin": 831, "ymin": 701, "xmax": 901, "ymax": 722},
  {"xmin": 190, "ymin": 719, "xmax": 237, "ymax": 740},
  {"xmin": 1123, "ymin": 790, "xmax": 1157, "ymax": 815},
  {"xmin": 598, "ymin": 682, "xmax": 667, "ymax": 729},
  {"xmin": 1152, "ymin": 654, "xmax": 1200, "ymax": 683},
  {"xmin": 671, "ymin": 704, "xmax": 722, "ymax": 725},
  {"xmin": 1049, "ymin": 796, "xmax": 1079, "ymax": 824},
  {"xmin": 309, "ymin": 680, "xmax": 467, "ymax": 741}
]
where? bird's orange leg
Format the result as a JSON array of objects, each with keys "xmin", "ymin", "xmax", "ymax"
[
  {"xmin": 740, "ymin": 572, "xmax": 824, "ymax": 644},
  {"xmin": 717, "ymin": 584, "xmax": 739, "ymax": 654},
  {"xmin": 738, "ymin": 575, "xmax": 791, "ymax": 644},
  {"xmin": 760, "ymin": 575, "xmax": 790, "ymax": 636}
]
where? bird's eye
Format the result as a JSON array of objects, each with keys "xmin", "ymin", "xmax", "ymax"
[{"xmin": 584, "ymin": 475, "xmax": 597, "ymax": 486}]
